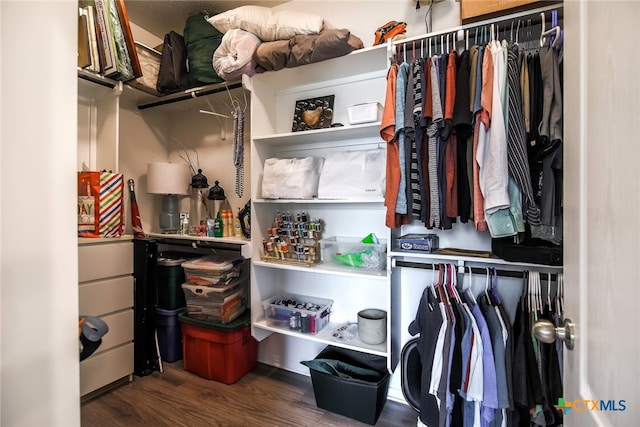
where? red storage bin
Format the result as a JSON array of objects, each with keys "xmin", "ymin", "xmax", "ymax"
[{"xmin": 178, "ymin": 311, "xmax": 257, "ymax": 384}]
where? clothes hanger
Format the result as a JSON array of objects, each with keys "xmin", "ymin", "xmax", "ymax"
[
  {"xmin": 465, "ymin": 265, "xmax": 477, "ymax": 305},
  {"xmin": 539, "ymin": 12, "xmax": 561, "ymax": 48},
  {"xmin": 451, "ymin": 264, "xmax": 462, "ymax": 304},
  {"xmin": 483, "ymin": 267, "xmax": 492, "ymax": 306},
  {"xmin": 490, "ymin": 267, "xmax": 502, "ymax": 305}
]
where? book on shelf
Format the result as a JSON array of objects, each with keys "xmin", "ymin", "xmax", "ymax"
[
  {"xmin": 104, "ymin": 0, "xmax": 135, "ymax": 81},
  {"xmin": 92, "ymin": 0, "xmax": 118, "ymax": 77},
  {"xmin": 77, "ymin": 8, "xmax": 91, "ymax": 69},
  {"xmin": 114, "ymin": 0, "xmax": 142, "ymax": 79},
  {"xmin": 81, "ymin": 5, "xmax": 101, "ymax": 73},
  {"xmin": 83, "ymin": 0, "xmax": 141, "ymax": 82}
]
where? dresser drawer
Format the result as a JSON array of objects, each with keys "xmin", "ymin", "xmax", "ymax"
[
  {"xmin": 89, "ymin": 309, "xmax": 134, "ymax": 353},
  {"xmin": 80, "ymin": 343, "xmax": 134, "ymax": 396},
  {"xmin": 79, "ymin": 276, "xmax": 133, "ymax": 316},
  {"xmin": 79, "ymin": 241, "xmax": 133, "ymax": 282}
]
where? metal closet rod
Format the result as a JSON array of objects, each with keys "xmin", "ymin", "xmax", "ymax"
[
  {"xmin": 394, "ymin": 260, "xmax": 558, "ymax": 281},
  {"xmin": 137, "ymin": 81, "xmax": 243, "ymax": 110},
  {"xmin": 391, "ymin": 1, "xmax": 563, "ymax": 50}
]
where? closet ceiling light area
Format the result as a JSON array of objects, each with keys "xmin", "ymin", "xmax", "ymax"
[{"xmin": 124, "ymin": 0, "xmax": 290, "ymax": 39}]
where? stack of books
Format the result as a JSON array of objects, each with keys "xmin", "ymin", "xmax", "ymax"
[{"xmin": 77, "ymin": 0, "xmax": 141, "ymax": 82}]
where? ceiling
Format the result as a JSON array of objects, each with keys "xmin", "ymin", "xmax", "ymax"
[{"xmin": 124, "ymin": 0, "xmax": 290, "ymax": 39}]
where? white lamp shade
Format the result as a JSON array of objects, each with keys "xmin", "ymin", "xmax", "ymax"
[{"xmin": 147, "ymin": 162, "xmax": 191, "ymax": 195}]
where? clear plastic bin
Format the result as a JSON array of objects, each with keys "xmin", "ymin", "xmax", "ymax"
[
  {"xmin": 182, "ymin": 279, "xmax": 247, "ymax": 323},
  {"xmin": 181, "ymin": 255, "xmax": 243, "ymax": 287},
  {"xmin": 262, "ymin": 293, "xmax": 333, "ymax": 334},
  {"xmin": 319, "ymin": 236, "xmax": 387, "ymax": 270}
]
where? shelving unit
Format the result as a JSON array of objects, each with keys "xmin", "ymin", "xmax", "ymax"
[
  {"xmin": 77, "ymin": 69, "xmax": 122, "ymax": 172},
  {"xmin": 245, "ymin": 45, "xmax": 402, "ymax": 371}
]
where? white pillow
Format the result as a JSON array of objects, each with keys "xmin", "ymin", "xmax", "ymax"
[{"xmin": 206, "ymin": 6, "xmax": 324, "ymax": 42}]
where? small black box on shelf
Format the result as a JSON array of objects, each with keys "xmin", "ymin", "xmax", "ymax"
[{"xmin": 304, "ymin": 346, "xmax": 390, "ymax": 425}]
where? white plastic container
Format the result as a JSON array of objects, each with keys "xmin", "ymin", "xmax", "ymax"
[{"xmin": 346, "ymin": 102, "xmax": 382, "ymax": 125}]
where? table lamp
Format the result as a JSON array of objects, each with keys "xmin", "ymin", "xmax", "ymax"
[{"xmin": 147, "ymin": 162, "xmax": 191, "ymax": 233}]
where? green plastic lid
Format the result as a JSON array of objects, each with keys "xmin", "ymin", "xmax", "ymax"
[{"xmin": 178, "ymin": 310, "xmax": 251, "ymax": 331}]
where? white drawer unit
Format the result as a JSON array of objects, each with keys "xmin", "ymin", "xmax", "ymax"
[{"xmin": 78, "ymin": 237, "xmax": 134, "ymax": 398}]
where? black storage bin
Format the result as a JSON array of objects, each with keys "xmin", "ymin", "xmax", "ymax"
[
  {"xmin": 303, "ymin": 346, "xmax": 390, "ymax": 425},
  {"xmin": 156, "ymin": 307, "xmax": 187, "ymax": 362},
  {"xmin": 156, "ymin": 253, "xmax": 190, "ymax": 310}
]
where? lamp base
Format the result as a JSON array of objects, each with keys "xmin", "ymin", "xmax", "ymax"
[{"xmin": 159, "ymin": 194, "xmax": 181, "ymax": 234}]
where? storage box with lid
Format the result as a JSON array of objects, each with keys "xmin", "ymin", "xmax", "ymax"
[
  {"xmin": 157, "ymin": 254, "xmax": 192, "ymax": 310},
  {"xmin": 345, "ymin": 102, "xmax": 382, "ymax": 125},
  {"xmin": 182, "ymin": 277, "xmax": 247, "ymax": 324},
  {"xmin": 181, "ymin": 255, "xmax": 243, "ymax": 287},
  {"xmin": 179, "ymin": 311, "xmax": 257, "ymax": 384},
  {"xmin": 156, "ymin": 307, "xmax": 187, "ymax": 363},
  {"xmin": 319, "ymin": 236, "xmax": 387, "ymax": 271},
  {"xmin": 261, "ymin": 293, "xmax": 332, "ymax": 334}
]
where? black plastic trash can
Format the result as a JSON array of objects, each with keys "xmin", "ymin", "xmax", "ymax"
[{"xmin": 302, "ymin": 346, "xmax": 390, "ymax": 425}]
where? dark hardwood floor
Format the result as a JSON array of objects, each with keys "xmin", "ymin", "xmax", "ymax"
[{"xmin": 81, "ymin": 361, "xmax": 419, "ymax": 426}]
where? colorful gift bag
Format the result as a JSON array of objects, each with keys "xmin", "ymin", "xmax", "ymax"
[{"xmin": 78, "ymin": 171, "xmax": 124, "ymax": 238}]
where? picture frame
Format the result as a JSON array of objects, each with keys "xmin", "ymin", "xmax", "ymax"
[{"xmin": 291, "ymin": 95, "xmax": 335, "ymax": 132}]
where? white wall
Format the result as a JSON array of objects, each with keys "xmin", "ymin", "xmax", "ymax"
[
  {"xmin": 275, "ymin": 0, "xmax": 461, "ymax": 45},
  {"xmin": 0, "ymin": 1, "xmax": 80, "ymax": 425}
]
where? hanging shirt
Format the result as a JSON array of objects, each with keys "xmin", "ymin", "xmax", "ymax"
[
  {"xmin": 481, "ymin": 40, "xmax": 510, "ymax": 215},
  {"xmin": 472, "ymin": 46, "xmax": 488, "ymax": 232},
  {"xmin": 409, "ymin": 286, "xmax": 444, "ymax": 427},
  {"xmin": 395, "ymin": 62, "xmax": 410, "ymax": 215},
  {"xmin": 471, "ymin": 300, "xmax": 498, "ymax": 427},
  {"xmin": 381, "ymin": 64, "xmax": 400, "ymax": 228},
  {"xmin": 461, "ymin": 300, "xmax": 484, "ymax": 427},
  {"xmin": 506, "ymin": 42, "xmax": 541, "ymax": 227},
  {"xmin": 453, "ymin": 49, "xmax": 473, "ymax": 224},
  {"xmin": 430, "ymin": 301, "xmax": 449, "ymax": 411},
  {"xmin": 428, "ymin": 56, "xmax": 444, "ymax": 228}
]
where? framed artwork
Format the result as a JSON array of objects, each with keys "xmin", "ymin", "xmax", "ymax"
[{"xmin": 291, "ymin": 95, "xmax": 335, "ymax": 132}]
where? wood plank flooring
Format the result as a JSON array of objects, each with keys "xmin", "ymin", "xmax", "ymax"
[{"xmin": 81, "ymin": 361, "xmax": 419, "ymax": 426}]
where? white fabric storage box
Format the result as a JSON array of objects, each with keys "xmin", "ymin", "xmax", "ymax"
[
  {"xmin": 127, "ymin": 42, "xmax": 162, "ymax": 96},
  {"xmin": 262, "ymin": 157, "xmax": 324, "ymax": 199},
  {"xmin": 318, "ymin": 149, "xmax": 385, "ymax": 199}
]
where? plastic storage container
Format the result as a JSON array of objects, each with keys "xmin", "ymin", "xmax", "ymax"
[
  {"xmin": 319, "ymin": 236, "xmax": 387, "ymax": 271},
  {"xmin": 182, "ymin": 278, "xmax": 247, "ymax": 323},
  {"xmin": 157, "ymin": 255, "xmax": 188, "ymax": 310},
  {"xmin": 303, "ymin": 346, "xmax": 390, "ymax": 425},
  {"xmin": 178, "ymin": 311, "xmax": 257, "ymax": 384},
  {"xmin": 345, "ymin": 102, "xmax": 382, "ymax": 125},
  {"xmin": 156, "ymin": 307, "xmax": 187, "ymax": 362},
  {"xmin": 181, "ymin": 255, "xmax": 243, "ymax": 287},
  {"xmin": 261, "ymin": 293, "xmax": 332, "ymax": 334}
]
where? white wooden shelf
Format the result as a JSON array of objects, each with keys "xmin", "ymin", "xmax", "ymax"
[
  {"xmin": 253, "ymin": 122, "xmax": 382, "ymax": 146},
  {"xmin": 253, "ymin": 318, "xmax": 388, "ymax": 357},
  {"xmin": 253, "ymin": 259, "xmax": 388, "ymax": 280}
]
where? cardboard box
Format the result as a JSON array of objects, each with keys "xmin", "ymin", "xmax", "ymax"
[
  {"xmin": 397, "ymin": 234, "xmax": 439, "ymax": 253},
  {"xmin": 460, "ymin": 0, "xmax": 543, "ymax": 22}
]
